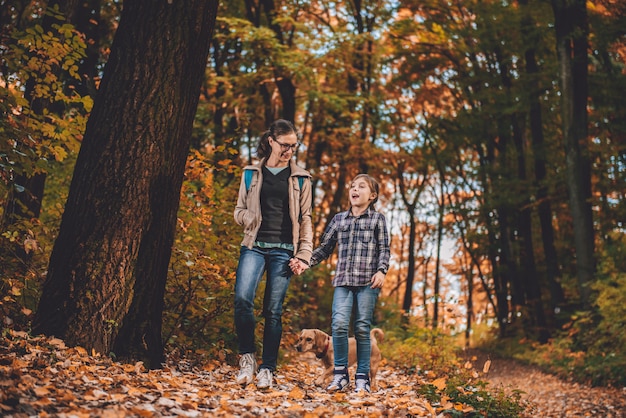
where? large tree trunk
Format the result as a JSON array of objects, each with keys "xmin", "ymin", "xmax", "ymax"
[
  {"xmin": 477, "ymin": 144, "xmax": 509, "ymax": 336},
  {"xmin": 33, "ymin": 0, "xmax": 218, "ymax": 366},
  {"xmin": 513, "ymin": 114, "xmax": 549, "ymax": 342},
  {"xmin": 551, "ymin": 0, "xmax": 594, "ymax": 306},
  {"xmin": 519, "ymin": 0, "xmax": 565, "ymax": 313}
]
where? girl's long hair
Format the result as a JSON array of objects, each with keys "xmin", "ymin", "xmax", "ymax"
[{"xmin": 352, "ymin": 174, "xmax": 380, "ymax": 209}]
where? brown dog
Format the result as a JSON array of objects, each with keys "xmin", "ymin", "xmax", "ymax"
[{"xmin": 295, "ymin": 328, "xmax": 384, "ymax": 390}]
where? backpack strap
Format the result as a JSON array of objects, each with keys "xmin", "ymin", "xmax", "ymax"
[
  {"xmin": 246, "ymin": 169, "xmax": 306, "ymax": 191},
  {"xmin": 244, "ymin": 169, "xmax": 254, "ymax": 191}
]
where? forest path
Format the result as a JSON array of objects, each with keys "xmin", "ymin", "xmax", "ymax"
[
  {"xmin": 464, "ymin": 349, "xmax": 626, "ymax": 418},
  {"xmin": 2, "ymin": 330, "xmax": 626, "ymax": 417}
]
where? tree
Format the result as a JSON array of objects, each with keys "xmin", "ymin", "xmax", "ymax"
[
  {"xmin": 33, "ymin": 0, "xmax": 219, "ymax": 368},
  {"xmin": 551, "ymin": 0, "xmax": 595, "ymax": 306}
]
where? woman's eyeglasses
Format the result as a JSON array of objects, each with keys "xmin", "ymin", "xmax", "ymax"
[{"xmin": 274, "ymin": 140, "xmax": 301, "ymax": 151}]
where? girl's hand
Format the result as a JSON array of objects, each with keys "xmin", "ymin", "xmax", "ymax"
[
  {"xmin": 289, "ymin": 258, "xmax": 308, "ymax": 275},
  {"xmin": 370, "ymin": 271, "xmax": 386, "ymax": 289}
]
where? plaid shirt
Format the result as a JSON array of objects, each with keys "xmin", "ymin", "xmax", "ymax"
[{"xmin": 311, "ymin": 207, "xmax": 390, "ymax": 287}]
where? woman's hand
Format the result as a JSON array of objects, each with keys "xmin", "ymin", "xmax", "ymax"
[{"xmin": 289, "ymin": 258, "xmax": 308, "ymax": 275}]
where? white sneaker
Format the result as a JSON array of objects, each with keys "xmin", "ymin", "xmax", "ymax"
[
  {"xmin": 354, "ymin": 373, "xmax": 371, "ymax": 394},
  {"xmin": 256, "ymin": 368, "xmax": 273, "ymax": 390},
  {"xmin": 326, "ymin": 367, "xmax": 349, "ymax": 392},
  {"xmin": 236, "ymin": 353, "xmax": 257, "ymax": 386}
]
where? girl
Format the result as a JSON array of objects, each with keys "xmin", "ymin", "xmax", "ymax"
[{"xmin": 306, "ymin": 174, "xmax": 390, "ymax": 393}]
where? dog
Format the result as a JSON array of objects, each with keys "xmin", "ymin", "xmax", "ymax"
[{"xmin": 295, "ymin": 328, "xmax": 384, "ymax": 390}]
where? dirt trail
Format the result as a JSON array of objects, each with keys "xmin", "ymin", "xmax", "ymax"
[{"xmin": 465, "ymin": 350, "xmax": 626, "ymax": 418}]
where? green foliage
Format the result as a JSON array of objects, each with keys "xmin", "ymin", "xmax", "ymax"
[
  {"xmin": 496, "ymin": 235, "xmax": 626, "ymax": 387},
  {"xmin": 383, "ymin": 324, "xmax": 461, "ymax": 376},
  {"xmin": 381, "ymin": 324, "xmax": 529, "ymax": 416},
  {"xmin": 0, "ymin": 12, "xmax": 89, "ymax": 331},
  {"xmin": 418, "ymin": 374, "xmax": 528, "ymax": 418},
  {"xmin": 284, "ymin": 263, "xmax": 334, "ymax": 333},
  {"xmin": 162, "ymin": 150, "xmax": 240, "ymax": 360},
  {"xmin": 0, "ymin": 146, "xmax": 75, "ymax": 330},
  {"xmin": 0, "ymin": 214, "xmax": 62, "ymax": 331},
  {"xmin": 1, "ymin": 17, "xmax": 91, "ymax": 189}
]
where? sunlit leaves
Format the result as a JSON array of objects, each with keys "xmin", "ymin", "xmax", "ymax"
[
  {"xmin": 0, "ymin": 330, "xmax": 529, "ymax": 416},
  {"xmin": 1, "ymin": 19, "xmax": 91, "ymax": 189}
]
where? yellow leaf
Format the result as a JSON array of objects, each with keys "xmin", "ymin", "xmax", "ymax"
[
  {"xmin": 432, "ymin": 377, "xmax": 447, "ymax": 390},
  {"xmin": 462, "ymin": 404, "xmax": 475, "ymax": 413},
  {"xmin": 483, "ymin": 359, "xmax": 492, "ymax": 373},
  {"xmin": 425, "ymin": 401, "xmax": 436, "ymax": 415},
  {"xmin": 288, "ymin": 386, "xmax": 306, "ymax": 400}
]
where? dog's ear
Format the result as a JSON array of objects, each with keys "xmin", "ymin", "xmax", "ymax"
[{"xmin": 313, "ymin": 329, "xmax": 327, "ymax": 347}]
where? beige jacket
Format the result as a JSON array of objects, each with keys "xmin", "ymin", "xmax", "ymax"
[{"xmin": 233, "ymin": 159, "xmax": 313, "ymax": 264}]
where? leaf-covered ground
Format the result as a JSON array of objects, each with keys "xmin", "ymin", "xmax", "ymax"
[
  {"xmin": 0, "ymin": 330, "xmax": 624, "ymax": 417},
  {"xmin": 471, "ymin": 350, "xmax": 626, "ymax": 418}
]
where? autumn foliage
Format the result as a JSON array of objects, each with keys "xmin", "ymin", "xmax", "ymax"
[{"xmin": 1, "ymin": 2, "xmax": 626, "ymax": 417}]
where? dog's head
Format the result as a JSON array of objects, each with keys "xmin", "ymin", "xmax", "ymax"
[{"xmin": 295, "ymin": 329, "xmax": 325, "ymax": 353}]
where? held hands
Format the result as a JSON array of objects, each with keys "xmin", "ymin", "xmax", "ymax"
[
  {"xmin": 289, "ymin": 258, "xmax": 309, "ymax": 275},
  {"xmin": 370, "ymin": 271, "xmax": 386, "ymax": 289}
]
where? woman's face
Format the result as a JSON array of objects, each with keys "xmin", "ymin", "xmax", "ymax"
[{"xmin": 268, "ymin": 132, "xmax": 299, "ymax": 166}]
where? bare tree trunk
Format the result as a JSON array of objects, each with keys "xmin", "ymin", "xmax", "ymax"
[
  {"xmin": 551, "ymin": 0, "xmax": 595, "ymax": 306},
  {"xmin": 519, "ymin": 0, "xmax": 564, "ymax": 312},
  {"xmin": 465, "ymin": 253, "xmax": 473, "ymax": 349},
  {"xmin": 432, "ymin": 180, "xmax": 444, "ymax": 329},
  {"xmin": 477, "ymin": 145, "xmax": 509, "ymax": 336},
  {"xmin": 34, "ymin": 0, "xmax": 218, "ymax": 367}
]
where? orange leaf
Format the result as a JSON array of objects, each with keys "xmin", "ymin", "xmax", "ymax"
[
  {"xmin": 288, "ymin": 386, "xmax": 306, "ymax": 400},
  {"xmin": 432, "ymin": 377, "xmax": 447, "ymax": 390}
]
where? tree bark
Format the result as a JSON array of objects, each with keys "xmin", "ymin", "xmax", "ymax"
[
  {"xmin": 33, "ymin": 0, "xmax": 218, "ymax": 367},
  {"xmin": 396, "ymin": 161, "xmax": 427, "ymax": 315},
  {"xmin": 519, "ymin": 0, "xmax": 565, "ymax": 314},
  {"xmin": 551, "ymin": 0, "xmax": 595, "ymax": 306}
]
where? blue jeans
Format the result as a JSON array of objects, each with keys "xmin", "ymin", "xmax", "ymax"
[
  {"xmin": 234, "ymin": 246, "xmax": 293, "ymax": 371},
  {"xmin": 331, "ymin": 285, "xmax": 380, "ymax": 375}
]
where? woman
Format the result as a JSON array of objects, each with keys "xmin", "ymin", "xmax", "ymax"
[{"xmin": 233, "ymin": 119, "xmax": 313, "ymax": 390}]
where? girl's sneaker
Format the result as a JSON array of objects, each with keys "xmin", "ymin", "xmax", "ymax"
[
  {"xmin": 354, "ymin": 373, "xmax": 371, "ymax": 393},
  {"xmin": 326, "ymin": 367, "xmax": 349, "ymax": 392}
]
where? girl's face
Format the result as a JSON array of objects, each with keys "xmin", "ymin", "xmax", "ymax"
[
  {"xmin": 349, "ymin": 178, "xmax": 376, "ymax": 207},
  {"xmin": 268, "ymin": 133, "xmax": 299, "ymax": 166}
]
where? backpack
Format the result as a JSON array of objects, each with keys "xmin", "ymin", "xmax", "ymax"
[{"xmin": 244, "ymin": 169, "xmax": 305, "ymax": 191}]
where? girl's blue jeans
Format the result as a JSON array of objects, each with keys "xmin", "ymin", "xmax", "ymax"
[
  {"xmin": 234, "ymin": 246, "xmax": 292, "ymax": 371},
  {"xmin": 331, "ymin": 285, "xmax": 380, "ymax": 375}
]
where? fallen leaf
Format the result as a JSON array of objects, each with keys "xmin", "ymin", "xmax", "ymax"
[
  {"xmin": 483, "ymin": 359, "xmax": 492, "ymax": 374},
  {"xmin": 432, "ymin": 377, "xmax": 447, "ymax": 390}
]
